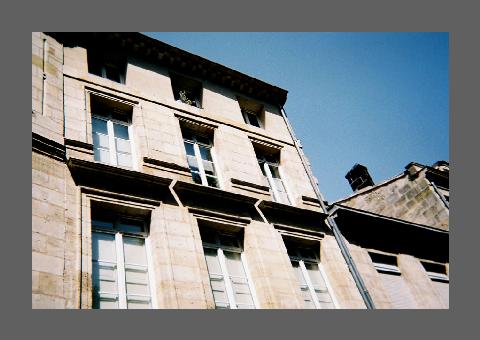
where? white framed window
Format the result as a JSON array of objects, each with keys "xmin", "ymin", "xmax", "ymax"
[
  {"xmin": 91, "ymin": 217, "xmax": 154, "ymax": 309},
  {"xmin": 202, "ymin": 231, "xmax": 257, "ymax": 309},
  {"xmin": 92, "ymin": 116, "xmax": 134, "ymax": 169},
  {"xmin": 241, "ymin": 108, "xmax": 261, "ymax": 128},
  {"xmin": 182, "ymin": 128, "xmax": 219, "ymax": 188},
  {"xmin": 288, "ymin": 247, "xmax": 336, "ymax": 309},
  {"xmin": 256, "ymin": 152, "xmax": 291, "ymax": 205}
]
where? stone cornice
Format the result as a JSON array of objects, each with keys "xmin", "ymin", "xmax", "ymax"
[
  {"xmin": 46, "ymin": 32, "xmax": 288, "ymax": 107},
  {"xmin": 32, "ymin": 132, "xmax": 66, "ymax": 162}
]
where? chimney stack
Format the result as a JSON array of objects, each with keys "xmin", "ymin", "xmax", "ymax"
[{"xmin": 345, "ymin": 164, "xmax": 374, "ymax": 192}]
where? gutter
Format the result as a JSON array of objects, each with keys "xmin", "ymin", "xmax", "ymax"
[{"xmin": 278, "ymin": 105, "xmax": 376, "ymax": 309}]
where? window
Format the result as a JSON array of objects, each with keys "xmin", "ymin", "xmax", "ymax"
[
  {"xmin": 421, "ymin": 261, "xmax": 449, "ymax": 308},
  {"xmin": 241, "ymin": 109, "xmax": 261, "ymax": 128},
  {"xmin": 91, "ymin": 215, "xmax": 153, "ymax": 309},
  {"xmin": 254, "ymin": 148, "xmax": 290, "ymax": 205},
  {"xmin": 201, "ymin": 229, "xmax": 256, "ymax": 309},
  {"xmin": 182, "ymin": 128, "xmax": 219, "ymax": 188},
  {"xmin": 91, "ymin": 95, "xmax": 134, "ymax": 169},
  {"xmin": 238, "ymin": 97, "xmax": 264, "ymax": 128},
  {"xmin": 170, "ymin": 73, "xmax": 202, "ymax": 108},
  {"xmin": 87, "ymin": 49, "xmax": 126, "ymax": 84},
  {"xmin": 286, "ymin": 243, "xmax": 335, "ymax": 309},
  {"xmin": 369, "ymin": 252, "xmax": 417, "ymax": 309}
]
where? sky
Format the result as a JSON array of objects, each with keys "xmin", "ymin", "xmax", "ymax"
[{"xmin": 144, "ymin": 32, "xmax": 449, "ymax": 202}]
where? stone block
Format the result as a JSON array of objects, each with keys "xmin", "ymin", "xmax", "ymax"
[{"xmin": 32, "ymin": 252, "xmax": 64, "ymax": 276}]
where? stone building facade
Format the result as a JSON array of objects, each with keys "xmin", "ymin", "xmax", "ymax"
[
  {"xmin": 32, "ymin": 32, "xmax": 367, "ymax": 309},
  {"xmin": 330, "ymin": 162, "xmax": 449, "ymax": 308}
]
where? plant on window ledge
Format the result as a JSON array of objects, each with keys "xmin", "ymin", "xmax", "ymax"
[{"xmin": 179, "ymin": 90, "xmax": 195, "ymax": 106}]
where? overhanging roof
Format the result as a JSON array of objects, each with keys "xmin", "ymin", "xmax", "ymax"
[
  {"xmin": 330, "ymin": 204, "xmax": 448, "ymax": 263},
  {"xmin": 46, "ymin": 32, "xmax": 288, "ymax": 107}
]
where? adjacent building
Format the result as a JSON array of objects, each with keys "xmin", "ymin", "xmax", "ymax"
[{"xmin": 329, "ymin": 162, "xmax": 449, "ymax": 308}]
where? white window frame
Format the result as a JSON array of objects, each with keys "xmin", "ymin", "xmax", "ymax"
[
  {"xmin": 183, "ymin": 132, "xmax": 220, "ymax": 188},
  {"xmin": 91, "ymin": 218, "xmax": 155, "ymax": 309},
  {"xmin": 202, "ymin": 233, "xmax": 258, "ymax": 309},
  {"xmin": 258, "ymin": 156, "xmax": 291, "ymax": 205},
  {"xmin": 92, "ymin": 115, "xmax": 136, "ymax": 170},
  {"xmin": 289, "ymin": 249, "xmax": 337, "ymax": 309}
]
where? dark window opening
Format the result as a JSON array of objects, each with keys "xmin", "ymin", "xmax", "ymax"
[
  {"xmin": 87, "ymin": 48, "xmax": 126, "ymax": 84},
  {"xmin": 238, "ymin": 97, "xmax": 264, "ymax": 128},
  {"xmin": 170, "ymin": 73, "xmax": 202, "ymax": 108}
]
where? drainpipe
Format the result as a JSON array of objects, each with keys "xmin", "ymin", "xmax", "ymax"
[{"xmin": 278, "ymin": 105, "xmax": 375, "ymax": 309}]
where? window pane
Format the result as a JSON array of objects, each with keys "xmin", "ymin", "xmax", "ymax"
[
  {"xmin": 92, "ymin": 219, "xmax": 114, "ymax": 231},
  {"xmin": 117, "ymin": 220, "xmax": 144, "ymax": 234},
  {"xmin": 204, "ymin": 248, "xmax": 230, "ymax": 308},
  {"xmin": 123, "ymin": 237, "xmax": 147, "ymax": 266},
  {"xmin": 184, "ymin": 141, "xmax": 195, "ymax": 156},
  {"xmin": 204, "ymin": 248, "xmax": 222, "ymax": 274},
  {"xmin": 206, "ymin": 176, "xmax": 219, "ymax": 188},
  {"xmin": 95, "ymin": 297, "xmax": 119, "ymax": 309},
  {"xmin": 115, "ymin": 138, "xmax": 131, "ymax": 154},
  {"xmin": 224, "ymin": 251, "xmax": 247, "ymax": 278},
  {"xmin": 199, "ymin": 146, "xmax": 213, "ymax": 161},
  {"xmin": 116, "ymin": 152, "xmax": 132, "ymax": 168},
  {"xmin": 92, "ymin": 233, "xmax": 116, "ymax": 262},
  {"xmin": 186, "ymin": 155, "xmax": 198, "ymax": 170},
  {"xmin": 305, "ymin": 263, "xmax": 327, "ymax": 289},
  {"xmin": 202, "ymin": 161, "xmax": 216, "ymax": 175},
  {"xmin": 114, "ymin": 123, "xmax": 129, "ymax": 140},
  {"xmin": 191, "ymin": 171, "xmax": 202, "ymax": 184},
  {"xmin": 94, "ymin": 148, "xmax": 110, "ymax": 164},
  {"xmin": 93, "ymin": 262, "xmax": 118, "ymax": 294},
  {"xmin": 270, "ymin": 165, "xmax": 281, "ymax": 179},
  {"xmin": 93, "ymin": 133, "xmax": 110, "ymax": 149},
  {"xmin": 92, "ymin": 233, "xmax": 118, "ymax": 309},
  {"xmin": 92, "ymin": 117, "xmax": 108, "ymax": 134},
  {"xmin": 123, "ymin": 237, "xmax": 151, "ymax": 309}
]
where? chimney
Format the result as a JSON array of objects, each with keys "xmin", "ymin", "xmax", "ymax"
[{"xmin": 345, "ymin": 164, "xmax": 374, "ymax": 192}]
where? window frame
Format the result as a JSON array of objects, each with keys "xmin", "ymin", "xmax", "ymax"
[
  {"xmin": 91, "ymin": 216, "xmax": 156, "ymax": 309},
  {"xmin": 202, "ymin": 232, "xmax": 259, "ymax": 309},
  {"xmin": 182, "ymin": 130, "xmax": 220, "ymax": 188},
  {"xmin": 289, "ymin": 248, "xmax": 338, "ymax": 309},
  {"xmin": 257, "ymin": 154, "xmax": 292, "ymax": 205},
  {"xmin": 91, "ymin": 114, "xmax": 136, "ymax": 170}
]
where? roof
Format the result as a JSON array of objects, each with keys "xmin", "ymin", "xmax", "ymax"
[
  {"xmin": 330, "ymin": 204, "xmax": 448, "ymax": 263},
  {"xmin": 46, "ymin": 32, "xmax": 288, "ymax": 107},
  {"xmin": 334, "ymin": 160, "xmax": 449, "ymax": 205}
]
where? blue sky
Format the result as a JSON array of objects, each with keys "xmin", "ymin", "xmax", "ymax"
[{"xmin": 144, "ymin": 32, "xmax": 449, "ymax": 202}]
